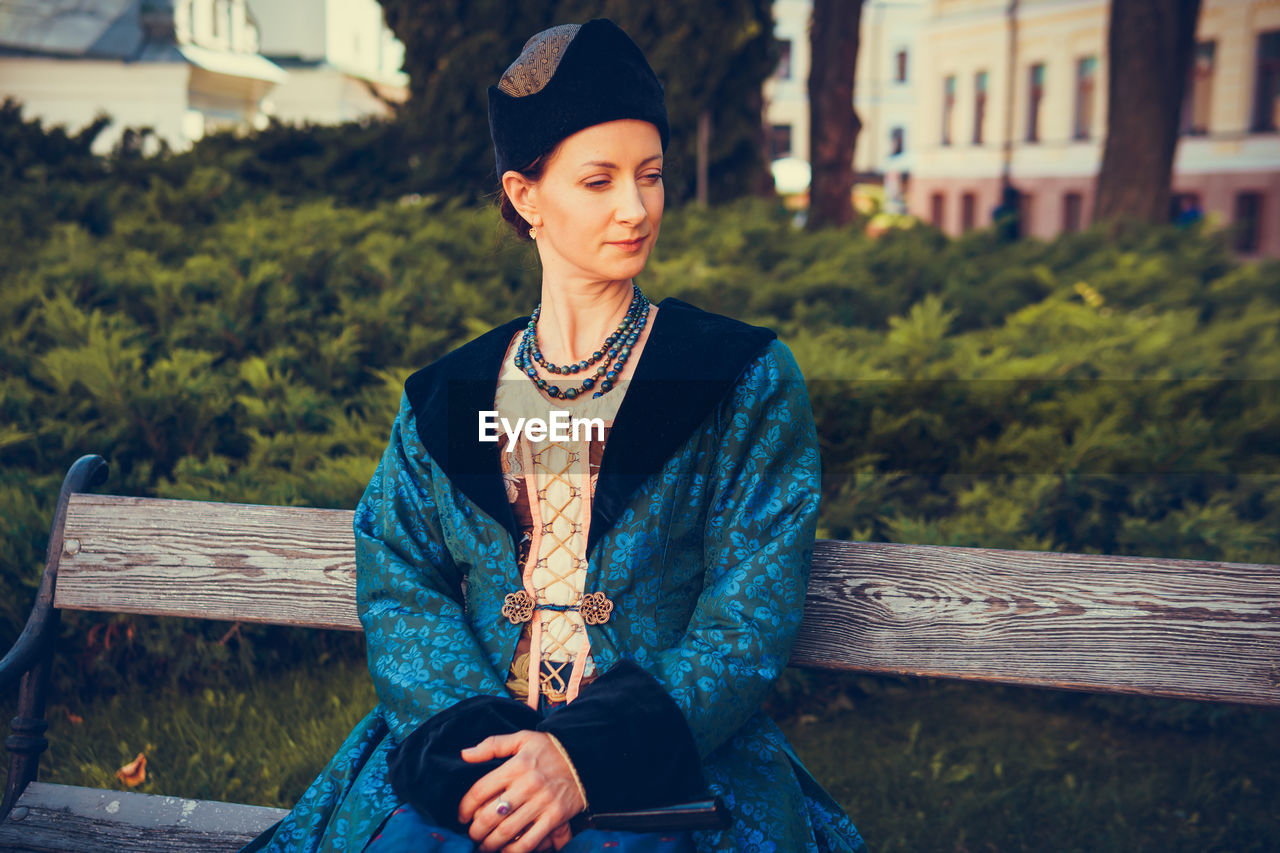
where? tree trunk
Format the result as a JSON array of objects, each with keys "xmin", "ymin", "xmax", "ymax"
[
  {"xmin": 1093, "ymin": 0, "xmax": 1202, "ymax": 225},
  {"xmin": 696, "ymin": 110, "xmax": 711, "ymax": 207},
  {"xmin": 807, "ymin": 0, "xmax": 865, "ymax": 230}
]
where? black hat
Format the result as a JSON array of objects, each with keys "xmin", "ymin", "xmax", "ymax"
[{"xmin": 487, "ymin": 19, "xmax": 669, "ymax": 178}]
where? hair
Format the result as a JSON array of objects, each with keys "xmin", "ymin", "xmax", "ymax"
[{"xmin": 496, "ymin": 152, "xmax": 550, "ymax": 240}]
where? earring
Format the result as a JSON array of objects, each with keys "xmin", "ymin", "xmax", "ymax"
[{"xmin": 529, "ymin": 227, "xmax": 538, "ymax": 240}]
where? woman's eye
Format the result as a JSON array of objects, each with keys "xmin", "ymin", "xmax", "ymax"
[
  {"xmin": 585, "ymin": 179, "xmax": 610, "ymax": 189},
  {"xmin": 643, "ymin": 172, "xmax": 663, "ymax": 183}
]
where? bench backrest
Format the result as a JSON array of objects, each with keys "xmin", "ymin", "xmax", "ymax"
[{"xmin": 55, "ymin": 493, "xmax": 1280, "ymax": 707}]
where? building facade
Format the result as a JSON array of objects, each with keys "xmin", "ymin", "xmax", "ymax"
[
  {"xmin": 0, "ymin": 0, "xmax": 406, "ymax": 154},
  {"xmin": 249, "ymin": 0, "xmax": 407, "ymax": 125},
  {"xmin": 764, "ymin": 0, "xmax": 816, "ymax": 165},
  {"xmin": 766, "ymin": 1, "xmax": 927, "ymax": 211},
  {"xmin": 763, "ymin": 0, "xmax": 1280, "ymax": 256},
  {"xmin": 0, "ymin": 0, "xmax": 286, "ymax": 153},
  {"xmin": 911, "ymin": 0, "xmax": 1280, "ymax": 256}
]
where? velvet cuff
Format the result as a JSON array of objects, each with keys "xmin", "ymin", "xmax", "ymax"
[
  {"xmin": 385, "ymin": 660, "xmax": 705, "ymax": 829},
  {"xmin": 386, "ymin": 694, "xmax": 540, "ymax": 833},
  {"xmin": 536, "ymin": 659, "xmax": 706, "ymax": 813}
]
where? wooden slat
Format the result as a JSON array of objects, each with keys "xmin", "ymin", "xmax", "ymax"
[
  {"xmin": 56, "ymin": 494, "xmax": 360, "ymax": 630},
  {"xmin": 54, "ymin": 495, "xmax": 1280, "ymax": 705},
  {"xmin": 0, "ymin": 782, "xmax": 285, "ymax": 852},
  {"xmin": 792, "ymin": 539, "xmax": 1280, "ymax": 707}
]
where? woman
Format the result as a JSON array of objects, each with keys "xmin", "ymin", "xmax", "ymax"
[{"xmin": 244, "ymin": 19, "xmax": 865, "ymax": 853}]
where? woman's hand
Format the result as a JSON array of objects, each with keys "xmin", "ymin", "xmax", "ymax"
[{"xmin": 457, "ymin": 730, "xmax": 586, "ymax": 852}]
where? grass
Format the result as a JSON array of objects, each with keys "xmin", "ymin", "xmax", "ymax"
[
  {"xmin": 775, "ymin": 673, "xmax": 1280, "ymax": 852},
  {"xmin": 3, "ymin": 655, "xmax": 378, "ymax": 809},
  {"xmin": 3, "ymin": 658, "xmax": 1277, "ymax": 851}
]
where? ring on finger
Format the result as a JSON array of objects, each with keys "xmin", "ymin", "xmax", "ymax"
[{"xmin": 495, "ymin": 797, "xmax": 513, "ymax": 817}]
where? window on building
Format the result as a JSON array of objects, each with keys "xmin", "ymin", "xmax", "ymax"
[
  {"xmin": 1063, "ymin": 192, "xmax": 1084, "ymax": 233},
  {"xmin": 769, "ymin": 124, "xmax": 792, "ymax": 160},
  {"xmin": 973, "ymin": 70, "xmax": 988, "ymax": 145},
  {"xmin": 775, "ymin": 39, "xmax": 793, "ymax": 80},
  {"xmin": 961, "ymin": 192, "xmax": 977, "ymax": 231},
  {"xmin": 890, "ymin": 126, "xmax": 905, "ymax": 156},
  {"xmin": 1252, "ymin": 31, "xmax": 1280, "ymax": 132},
  {"xmin": 1018, "ymin": 191, "xmax": 1033, "ymax": 234},
  {"xmin": 211, "ymin": 0, "xmax": 223, "ymax": 38},
  {"xmin": 942, "ymin": 75, "xmax": 956, "ymax": 146},
  {"xmin": 1027, "ymin": 63, "xmax": 1045, "ymax": 142},
  {"xmin": 1181, "ymin": 42, "xmax": 1216, "ymax": 135},
  {"xmin": 1233, "ymin": 192, "xmax": 1263, "ymax": 252},
  {"xmin": 1074, "ymin": 56, "xmax": 1097, "ymax": 140},
  {"xmin": 930, "ymin": 192, "xmax": 945, "ymax": 228},
  {"xmin": 895, "ymin": 49, "xmax": 909, "ymax": 83}
]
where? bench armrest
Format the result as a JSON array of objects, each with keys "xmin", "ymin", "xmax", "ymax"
[
  {"xmin": 1, "ymin": 454, "xmax": 107, "ymax": 821},
  {"xmin": 0, "ymin": 455, "xmax": 107, "ymax": 690}
]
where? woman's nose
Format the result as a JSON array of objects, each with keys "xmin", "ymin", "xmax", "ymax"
[{"xmin": 615, "ymin": 181, "xmax": 649, "ymax": 226}]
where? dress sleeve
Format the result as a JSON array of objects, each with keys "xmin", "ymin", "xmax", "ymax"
[
  {"xmin": 356, "ymin": 393, "xmax": 511, "ymax": 744},
  {"xmin": 653, "ymin": 338, "xmax": 820, "ymax": 757},
  {"xmin": 540, "ymin": 339, "xmax": 820, "ymax": 809}
]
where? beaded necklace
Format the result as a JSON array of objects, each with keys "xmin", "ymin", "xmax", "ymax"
[{"xmin": 515, "ymin": 284, "xmax": 649, "ymax": 400}]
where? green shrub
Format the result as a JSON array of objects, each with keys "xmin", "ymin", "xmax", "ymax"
[{"xmin": 2, "ymin": 112, "xmax": 1277, "ymax": 720}]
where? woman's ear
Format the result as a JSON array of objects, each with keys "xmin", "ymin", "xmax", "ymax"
[{"xmin": 501, "ymin": 170, "xmax": 542, "ymax": 228}]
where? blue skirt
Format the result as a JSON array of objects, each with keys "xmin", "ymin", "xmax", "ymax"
[{"xmin": 364, "ymin": 805, "xmax": 695, "ymax": 852}]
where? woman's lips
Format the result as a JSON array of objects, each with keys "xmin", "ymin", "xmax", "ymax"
[{"xmin": 608, "ymin": 237, "xmax": 646, "ymax": 252}]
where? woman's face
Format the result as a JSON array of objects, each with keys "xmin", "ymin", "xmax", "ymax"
[{"xmin": 513, "ymin": 119, "xmax": 664, "ymax": 287}]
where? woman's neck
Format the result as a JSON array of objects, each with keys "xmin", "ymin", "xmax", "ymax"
[{"xmin": 534, "ymin": 277, "xmax": 636, "ymax": 364}]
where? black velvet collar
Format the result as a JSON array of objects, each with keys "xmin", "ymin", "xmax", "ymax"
[{"xmin": 403, "ymin": 297, "xmax": 777, "ymax": 558}]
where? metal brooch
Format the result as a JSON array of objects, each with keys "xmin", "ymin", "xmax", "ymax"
[
  {"xmin": 578, "ymin": 591, "xmax": 614, "ymax": 625},
  {"xmin": 501, "ymin": 591, "xmax": 534, "ymax": 624}
]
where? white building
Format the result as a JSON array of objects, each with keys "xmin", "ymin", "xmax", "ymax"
[
  {"xmin": 913, "ymin": 0, "xmax": 1280, "ymax": 257},
  {"xmin": 0, "ymin": 0, "xmax": 285, "ymax": 153},
  {"xmin": 0, "ymin": 0, "xmax": 407, "ymax": 154},
  {"xmin": 764, "ymin": 0, "xmax": 816, "ymax": 165},
  {"xmin": 764, "ymin": 0, "xmax": 926, "ymax": 203},
  {"xmin": 249, "ymin": 0, "xmax": 407, "ymax": 125},
  {"xmin": 764, "ymin": 0, "xmax": 1280, "ymax": 256}
]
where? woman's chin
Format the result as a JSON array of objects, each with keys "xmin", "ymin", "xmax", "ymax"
[
  {"xmin": 555, "ymin": 250, "xmax": 655, "ymax": 284},
  {"xmin": 604, "ymin": 250, "xmax": 654, "ymax": 281}
]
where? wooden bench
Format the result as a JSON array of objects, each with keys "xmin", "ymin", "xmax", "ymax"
[{"xmin": 3, "ymin": 454, "xmax": 1278, "ymax": 851}]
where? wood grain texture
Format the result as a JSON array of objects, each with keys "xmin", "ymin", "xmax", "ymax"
[
  {"xmin": 0, "ymin": 782, "xmax": 284, "ymax": 852},
  {"xmin": 792, "ymin": 539, "xmax": 1280, "ymax": 707},
  {"xmin": 52, "ymin": 495, "xmax": 1280, "ymax": 705},
  {"xmin": 56, "ymin": 495, "xmax": 360, "ymax": 630}
]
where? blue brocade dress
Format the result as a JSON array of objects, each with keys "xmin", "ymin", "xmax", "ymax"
[{"xmin": 240, "ymin": 298, "xmax": 866, "ymax": 853}]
